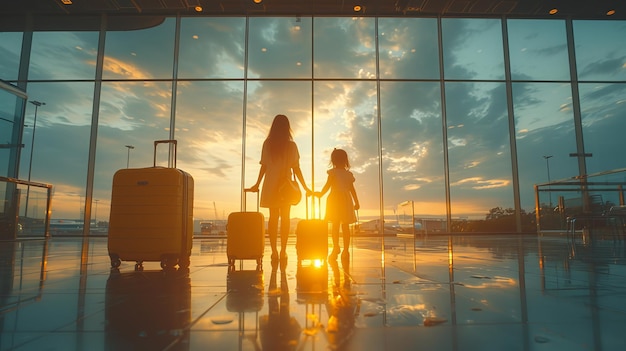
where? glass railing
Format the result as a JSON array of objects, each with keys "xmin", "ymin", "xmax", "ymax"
[
  {"xmin": 0, "ymin": 176, "xmax": 52, "ymax": 238},
  {"xmin": 534, "ymin": 168, "xmax": 626, "ymax": 232}
]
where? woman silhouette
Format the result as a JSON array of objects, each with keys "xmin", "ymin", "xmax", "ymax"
[{"xmin": 247, "ymin": 114, "xmax": 310, "ymax": 265}]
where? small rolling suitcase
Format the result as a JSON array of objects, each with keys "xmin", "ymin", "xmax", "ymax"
[
  {"xmin": 108, "ymin": 140, "xmax": 194, "ymax": 270},
  {"xmin": 296, "ymin": 195, "xmax": 328, "ymax": 264},
  {"xmin": 226, "ymin": 190, "xmax": 265, "ymax": 268}
]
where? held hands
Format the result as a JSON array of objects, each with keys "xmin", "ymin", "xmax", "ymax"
[{"xmin": 306, "ymin": 190, "xmax": 324, "ymax": 197}]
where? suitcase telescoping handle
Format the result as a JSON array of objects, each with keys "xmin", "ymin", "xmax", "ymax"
[
  {"xmin": 306, "ymin": 193, "xmax": 322, "ymax": 220},
  {"xmin": 154, "ymin": 140, "xmax": 177, "ymax": 168},
  {"xmin": 243, "ymin": 188, "xmax": 260, "ymax": 212}
]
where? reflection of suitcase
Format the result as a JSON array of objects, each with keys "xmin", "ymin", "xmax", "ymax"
[
  {"xmin": 226, "ymin": 268, "xmax": 264, "ymax": 312},
  {"xmin": 108, "ymin": 140, "xmax": 194, "ymax": 270},
  {"xmin": 296, "ymin": 195, "xmax": 328, "ymax": 264},
  {"xmin": 296, "ymin": 264, "xmax": 329, "ymax": 304},
  {"xmin": 105, "ymin": 269, "xmax": 191, "ymax": 350},
  {"xmin": 227, "ymin": 190, "xmax": 264, "ymax": 268}
]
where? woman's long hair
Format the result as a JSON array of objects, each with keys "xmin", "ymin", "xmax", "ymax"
[{"xmin": 266, "ymin": 114, "xmax": 293, "ymax": 159}]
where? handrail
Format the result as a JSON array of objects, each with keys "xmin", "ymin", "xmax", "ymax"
[
  {"xmin": 0, "ymin": 176, "xmax": 53, "ymax": 238},
  {"xmin": 0, "ymin": 176, "xmax": 52, "ymax": 189}
]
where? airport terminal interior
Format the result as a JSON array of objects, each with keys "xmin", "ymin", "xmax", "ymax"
[{"xmin": 2, "ymin": 0, "xmax": 626, "ymax": 350}]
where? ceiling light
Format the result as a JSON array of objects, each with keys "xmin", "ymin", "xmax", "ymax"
[
  {"xmin": 61, "ymin": 0, "xmax": 72, "ymax": 4},
  {"xmin": 354, "ymin": 5, "xmax": 362, "ymax": 12},
  {"xmin": 195, "ymin": 6, "xmax": 202, "ymax": 12},
  {"xmin": 549, "ymin": 8, "xmax": 558, "ymax": 15},
  {"xmin": 607, "ymin": 9, "xmax": 616, "ymax": 16},
  {"xmin": 253, "ymin": 0, "xmax": 262, "ymax": 4}
]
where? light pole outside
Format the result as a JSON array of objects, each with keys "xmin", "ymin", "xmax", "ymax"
[
  {"xmin": 25, "ymin": 100, "xmax": 45, "ymax": 219},
  {"xmin": 125, "ymin": 145, "xmax": 134, "ymax": 168},
  {"xmin": 94, "ymin": 199, "xmax": 99, "ymax": 227},
  {"xmin": 543, "ymin": 155, "xmax": 553, "ymax": 207}
]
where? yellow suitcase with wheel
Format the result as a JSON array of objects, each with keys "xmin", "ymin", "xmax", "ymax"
[{"xmin": 108, "ymin": 140, "xmax": 194, "ymax": 270}]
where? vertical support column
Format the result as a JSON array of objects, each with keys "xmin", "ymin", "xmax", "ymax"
[
  {"xmin": 83, "ymin": 14, "xmax": 107, "ymax": 236},
  {"xmin": 501, "ymin": 17, "xmax": 523, "ymax": 233}
]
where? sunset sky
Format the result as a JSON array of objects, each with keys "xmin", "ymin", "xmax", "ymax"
[{"xmin": 1, "ymin": 17, "xmax": 625, "ymax": 225}]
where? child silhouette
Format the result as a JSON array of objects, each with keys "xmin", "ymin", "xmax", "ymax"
[{"xmin": 314, "ymin": 148, "xmax": 360, "ymax": 260}]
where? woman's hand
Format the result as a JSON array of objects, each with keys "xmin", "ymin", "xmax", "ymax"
[{"xmin": 245, "ymin": 184, "xmax": 259, "ymax": 192}]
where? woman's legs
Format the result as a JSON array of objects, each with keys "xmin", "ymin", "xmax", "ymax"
[
  {"xmin": 279, "ymin": 205, "xmax": 291, "ymax": 258},
  {"xmin": 268, "ymin": 207, "xmax": 280, "ymax": 260}
]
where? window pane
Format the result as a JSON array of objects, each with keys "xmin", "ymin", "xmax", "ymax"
[
  {"xmin": 248, "ymin": 17, "xmax": 312, "ymax": 79},
  {"xmin": 245, "ymin": 81, "xmax": 313, "ymax": 220},
  {"xmin": 579, "ymin": 83, "xmax": 626, "ymax": 174},
  {"xmin": 18, "ymin": 82, "xmax": 94, "ymax": 223},
  {"xmin": 103, "ymin": 18, "xmax": 175, "ymax": 79},
  {"xmin": 574, "ymin": 20, "xmax": 626, "ymax": 81},
  {"xmin": 313, "ymin": 80, "xmax": 380, "ymax": 231},
  {"xmin": 314, "ymin": 17, "xmax": 376, "ymax": 79},
  {"xmin": 380, "ymin": 81, "xmax": 446, "ymax": 231},
  {"xmin": 0, "ymin": 32, "xmax": 22, "ymax": 81},
  {"xmin": 95, "ymin": 81, "xmax": 172, "ymax": 228},
  {"xmin": 442, "ymin": 18, "xmax": 505, "ymax": 80},
  {"xmin": 507, "ymin": 19, "xmax": 570, "ymax": 81},
  {"xmin": 175, "ymin": 81, "xmax": 244, "ymax": 224},
  {"xmin": 178, "ymin": 17, "xmax": 245, "ymax": 79},
  {"xmin": 30, "ymin": 31, "xmax": 99, "ymax": 80},
  {"xmin": 445, "ymin": 82, "xmax": 514, "ymax": 231},
  {"xmin": 378, "ymin": 18, "xmax": 439, "ymax": 79},
  {"xmin": 512, "ymin": 82, "xmax": 578, "ymax": 217}
]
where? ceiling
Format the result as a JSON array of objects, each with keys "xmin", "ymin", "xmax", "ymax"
[{"xmin": 0, "ymin": 0, "xmax": 624, "ymax": 19}]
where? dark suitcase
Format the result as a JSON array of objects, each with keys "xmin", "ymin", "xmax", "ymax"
[
  {"xmin": 108, "ymin": 140, "xmax": 194, "ymax": 270},
  {"xmin": 296, "ymin": 195, "xmax": 328, "ymax": 264},
  {"xmin": 226, "ymin": 190, "xmax": 265, "ymax": 268}
]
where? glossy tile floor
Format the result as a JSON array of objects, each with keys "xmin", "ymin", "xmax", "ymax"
[{"xmin": 1, "ymin": 233, "xmax": 626, "ymax": 351}]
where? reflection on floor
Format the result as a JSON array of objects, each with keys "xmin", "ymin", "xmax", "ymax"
[{"xmin": 1, "ymin": 233, "xmax": 626, "ymax": 351}]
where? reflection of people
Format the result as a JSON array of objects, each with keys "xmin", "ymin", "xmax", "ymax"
[
  {"xmin": 327, "ymin": 259, "xmax": 356, "ymax": 348},
  {"xmin": 259, "ymin": 268, "xmax": 301, "ymax": 351},
  {"xmin": 247, "ymin": 114, "xmax": 310, "ymax": 264},
  {"xmin": 314, "ymin": 148, "xmax": 360, "ymax": 260}
]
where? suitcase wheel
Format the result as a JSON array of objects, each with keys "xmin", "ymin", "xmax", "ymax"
[
  {"xmin": 179, "ymin": 256, "xmax": 190, "ymax": 269},
  {"xmin": 160, "ymin": 256, "xmax": 178, "ymax": 270},
  {"xmin": 110, "ymin": 254, "xmax": 121, "ymax": 269}
]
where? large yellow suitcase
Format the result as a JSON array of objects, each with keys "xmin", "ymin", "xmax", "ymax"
[{"xmin": 108, "ymin": 140, "xmax": 194, "ymax": 270}]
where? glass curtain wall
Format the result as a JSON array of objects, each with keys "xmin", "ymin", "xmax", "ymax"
[{"xmin": 1, "ymin": 15, "xmax": 625, "ymax": 236}]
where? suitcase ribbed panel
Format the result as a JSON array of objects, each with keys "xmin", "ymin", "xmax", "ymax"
[
  {"xmin": 295, "ymin": 219, "xmax": 328, "ymax": 260},
  {"xmin": 226, "ymin": 212, "xmax": 265, "ymax": 260},
  {"xmin": 108, "ymin": 167, "xmax": 193, "ymax": 263}
]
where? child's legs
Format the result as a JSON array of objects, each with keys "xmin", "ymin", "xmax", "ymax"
[
  {"xmin": 331, "ymin": 222, "xmax": 341, "ymax": 252},
  {"xmin": 341, "ymin": 223, "xmax": 351, "ymax": 250}
]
